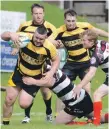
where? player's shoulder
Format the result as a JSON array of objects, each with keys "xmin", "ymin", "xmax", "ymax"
[
  {"xmin": 57, "ymin": 24, "xmax": 66, "ymax": 33},
  {"xmin": 44, "ymin": 39, "xmax": 56, "ymax": 50},
  {"xmin": 44, "ymin": 21, "xmax": 56, "ymax": 28},
  {"xmin": 20, "ymin": 20, "xmax": 32, "ymax": 27},
  {"xmin": 77, "ymin": 22, "xmax": 93, "ymax": 28}
]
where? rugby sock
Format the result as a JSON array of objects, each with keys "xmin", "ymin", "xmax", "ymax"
[
  {"xmin": 25, "ymin": 102, "xmax": 33, "ymax": 118},
  {"xmin": 2, "ymin": 118, "xmax": 10, "ymax": 125},
  {"xmin": 43, "ymin": 92, "xmax": 52, "ymax": 115},
  {"xmin": 93, "ymin": 101, "xmax": 102, "ymax": 125},
  {"xmin": 104, "ymin": 113, "xmax": 109, "ymax": 123}
]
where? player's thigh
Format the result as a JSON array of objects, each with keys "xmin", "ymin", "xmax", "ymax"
[
  {"xmin": 94, "ymin": 84, "xmax": 109, "ymax": 99},
  {"xmin": 18, "ymin": 89, "xmax": 34, "ymax": 108},
  {"xmin": 5, "ymin": 86, "xmax": 20, "ymax": 104},
  {"xmin": 54, "ymin": 110, "xmax": 75, "ymax": 124}
]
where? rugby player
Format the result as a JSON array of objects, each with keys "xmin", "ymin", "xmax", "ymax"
[
  {"xmin": 54, "ymin": 9, "xmax": 109, "ymax": 114},
  {"xmin": 4, "ymin": 3, "xmax": 57, "ymax": 123},
  {"xmin": 22, "ymin": 63, "xmax": 109, "ymax": 125},
  {"xmin": 1, "ymin": 26, "xmax": 60, "ymax": 125},
  {"xmin": 73, "ymin": 29, "xmax": 109, "ymax": 125}
]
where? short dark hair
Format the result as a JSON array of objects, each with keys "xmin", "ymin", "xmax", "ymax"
[
  {"xmin": 31, "ymin": 3, "xmax": 44, "ymax": 13},
  {"xmin": 36, "ymin": 26, "xmax": 47, "ymax": 35},
  {"xmin": 64, "ymin": 9, "xmax": 77, "ymax": 18}
]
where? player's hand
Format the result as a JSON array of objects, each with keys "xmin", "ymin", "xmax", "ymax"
[
  {"xmin": 52, "ymin": 40, "xmax": 64, "ymax": 48},
  {"xmin": 42, "ymin": 71, "xmax": 55, "ymax": 84},
  {"xmin": 56, "ymin": 40, "xmax": 64, "ymax": 48},
  {"xmin": 10, "ymin": 32, "xmax": 20, "ymax": 47},
  {"xmin": 11, "ymin": 48, "xmax": 19, "ymax": 55},
  {"xmin": 72, "ymin": 85, "xmax": 82, "ymax": 99},
  {"xmin": 22, "ymin": 77, "xmax": 36, "ymax": 85},
  {"xmin": 42, "ymin": 71, "xmax": 53, "ymax": 80}
]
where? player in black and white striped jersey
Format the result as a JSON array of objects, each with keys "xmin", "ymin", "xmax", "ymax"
[
  {"xmin": 73, "ymin": 29, "xmax": 109, "ymax": 126},
  {"xmin": 22, "ymin": 64, "xmax": 108, "ymax": 124}
]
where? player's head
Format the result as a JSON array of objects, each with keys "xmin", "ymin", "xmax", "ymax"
[
  {"xmin": 81, "ymin": 29, "xmax": 98, "ymax": 49},
  {"xmin": 64, "ymin": 9, "xmax": 77, "ymax": 30},
  {"xmin": 33, "ymin": 26, "xmax": 47, "ymax": 46},
  {"xmin": 31, "ymin": 3, "xmax": 44, "ymax": 25}
]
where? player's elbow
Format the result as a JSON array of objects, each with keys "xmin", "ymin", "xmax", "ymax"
[{"xmin": 1, "ymin": 32, "xmax": 10, "ymax": 41}]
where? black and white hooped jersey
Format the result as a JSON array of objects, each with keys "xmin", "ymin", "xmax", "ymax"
[
  {"xmin": 48, "ymin": 66, "xmax": 86, "ymax": 106},
  {"xmin": 90, "ymin": 40, "xmax": 109, "ymax": 76}
]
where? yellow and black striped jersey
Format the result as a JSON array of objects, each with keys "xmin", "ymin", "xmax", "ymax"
[
  {"xmin": 17, "ymin": 39, "xmax": 58, "ymax": 77},
  {"xmin": 17, "ymin": 20, "xmax": 57, "ymax": 39},
  {"xmin": 56, "ymin": 22, "xmax": 94, "ymax": 62}
]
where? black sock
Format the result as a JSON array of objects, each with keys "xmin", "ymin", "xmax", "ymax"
[
  {"xmin": 43, "ymin": 97, "xmax": 52, "ymax": 115},
  {"xmin": 3, "ymin": 121, "xmax": 10, "ymax": 125},
  {"xmin": 25, "ymin": 102, "xmax": 33, "ymax": 118}
]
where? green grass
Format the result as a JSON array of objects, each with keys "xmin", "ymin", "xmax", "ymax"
[{"xmin": 1, "ymin": 1, "xmax": 108, "ymax": 129}]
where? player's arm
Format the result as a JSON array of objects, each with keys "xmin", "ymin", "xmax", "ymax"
[
  {"xmin": 83, "ymin": 22, "xmax": 109, "ymax": 38},
  {"xmin": 11, "ymin": 48, "xmax": 19, "ymax": 55},
  {"xmin": 72, "ymin": 66, "xmax": 97, "ymax": 99},
  {"xmin": 76, "ymin": 66, "xmax": 97, "ymax": 89},
  {"xmin": 1, "ymin": 31, "xmax": 19, "ymax": 43},
  {"xmin": 22, "ymin": 76, "xmax": 55, "ymax": 87},
  {"xmin": 91, "ymin": 27, "xmax": 109, "ymax": 38},
  {"xmin": 50, "ymin": 54, "xmax": 60, "ymax": 76},
  {"xmin": 47, "ymin": 24, "xmax": 64, "ymax": 48}
]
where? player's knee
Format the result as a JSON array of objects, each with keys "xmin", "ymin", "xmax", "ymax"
[
  {"xmin": 19, "ymin": 101, "xmax": 30, "ymax": 109},
  {"xmin": 5, "ymin": 95, "xmax": 15, "ymax": 106},
  {"xmin": 93, "ymin": 90, "xmax": 102, "ymax": 100}
]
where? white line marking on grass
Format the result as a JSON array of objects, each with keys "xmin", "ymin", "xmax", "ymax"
[{"xmin": 1, "ymin": 112, "xmax": 45, "ymax": 117}]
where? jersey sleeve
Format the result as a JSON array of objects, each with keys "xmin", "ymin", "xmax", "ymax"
[
  {"xmin": 90, "ymin": 52, "xmax": 99, "ymax": 67},
  {"xmin": 85, "ymin": 22, "xmax": 94, "ymax": 29},
  {"xmin": 55, "ymin": 25, "xmax": 66, "ymax": 40},
  {"xmin": 45, "ymin": 41, "xmax": 58, "ymax": 60},
  {"xmin": 77, "ymin": 22, "xmax": 94, "ymax": 29}
]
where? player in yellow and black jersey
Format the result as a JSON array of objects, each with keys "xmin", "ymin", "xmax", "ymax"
[
  {"xmin": 55, "ymin": 9, "xmax": 109, "ymax": 88},
  {"xmin": 9, "ymin": 3, "xmax": 58, "ymax": 123},
  {"xmin": 1, "ymin": 26, "xmax": 60, "ymax": 125},
  {"xmin": 54, "ymin": 9, "xmax": 109, "ymax": 114}
]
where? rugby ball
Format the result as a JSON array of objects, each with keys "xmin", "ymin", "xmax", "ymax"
[{"xmin": 9, "ymin": 32, "xmax": 30, "ymax": 48}]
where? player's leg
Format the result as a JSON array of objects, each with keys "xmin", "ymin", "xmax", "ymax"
[
  {"xmin": 18, "ymin": 90, "xmax": 34, "ymax": 109},
  {"xmin": 54, "ymin": 110, "xmax": 76, "ymax": 124},
  {"xmin": 101, "ymin": 113, "xmax": 109, "ymax": 123},
  {"xmin": 87, "ymin": 111, "xmax": 109, "ymax": 124},
  {"xmin": 22, "ymin": 102, "xmax": 34, "ymax": 123},
  {"xmin": 93, "ymin": 83, "xmax": 109, "ymax": 125},
  {"xmin": 55, "ymin": 63, "xmax": 77, "ymax": 115},
  {"xmin": 3, "ymin": 86, "xmax": 21, "ymax": 125},
  {"xmin": 55, "ymin": 98, "xmax": 65, "ymax": 117},
  {"xmin": 79, "ymin": 67, "xmax": 91, "ymax": 95},
  {"xmin": 40, "ymin": 87, "xmax": 52, "ymax": 122},
  {"xmin": 21, "ymin": 85, "xmax": 40, "ymax": 123}
]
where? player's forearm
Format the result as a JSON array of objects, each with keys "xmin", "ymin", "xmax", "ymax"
[
  {"xmin": 34, "ymin": 79, "xmax": 53, "ymax": 87},
  {"xmin": 78, "ymin": 67, "xmax": 96, "ymax": 88},
  {"xmin": 1, "ymin": 31, "xmax": 11, "ymax": 41},
  {"xmin": 50, "ymin": 55, "xmax": 60, "ymax": 76}
]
